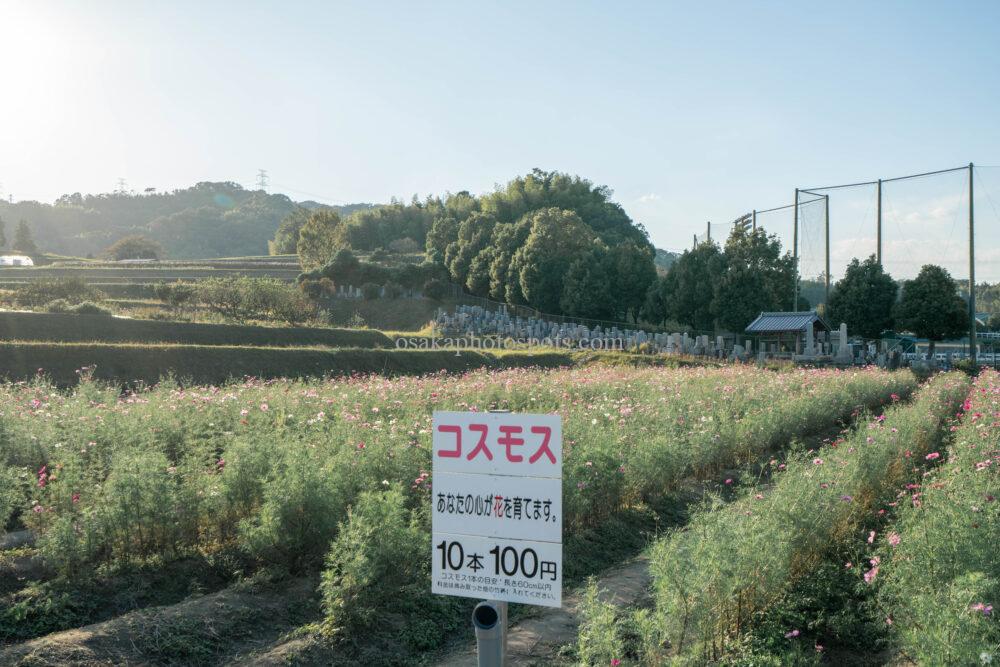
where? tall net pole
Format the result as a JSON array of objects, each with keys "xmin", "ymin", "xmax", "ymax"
[
  {"xmin": 876, "ymin": 178, "xmax": 883, "ymax": 266},
  {"xmin": 824, "ymin": 194, "xmax": 830, "ymax": 305},
  {"xmin": 793, "ymin": 188, "xmax": 799, "ymax": 311},
  {"xmin": 969, "ymin": 162, "xmax": 976, "ymax": 365}
]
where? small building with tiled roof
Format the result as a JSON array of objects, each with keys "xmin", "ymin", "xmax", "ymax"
[{"xmin": 745, "ymin": 311, "xmax": 831, "ymax": 357}]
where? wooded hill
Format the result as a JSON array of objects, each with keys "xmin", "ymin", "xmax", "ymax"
[{"xmin": 0, "ymin": 182, "xmax": 371, "ymax": 259}]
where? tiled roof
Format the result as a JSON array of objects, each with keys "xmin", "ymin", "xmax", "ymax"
[{"xmin": 745, "ymin": 311, "xmax": 831, "ymax": 333}]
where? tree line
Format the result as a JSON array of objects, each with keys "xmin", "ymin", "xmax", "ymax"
[
  {"xmin": 288, "ymin": 169, "xmax": 659, "ymax": 322},
  {"xmin": 647, "ymin": 225, "xmax": 971, "ymax": 353}
]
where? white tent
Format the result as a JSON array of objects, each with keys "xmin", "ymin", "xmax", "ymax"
[{"xmin": 0, "ymin": 255, "xmax": 34, "ymax": 266}]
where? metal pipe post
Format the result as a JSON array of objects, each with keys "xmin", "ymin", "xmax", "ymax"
[{"xmin": 472, "ymin": 600, "xmax": 507, "ymax": 666}]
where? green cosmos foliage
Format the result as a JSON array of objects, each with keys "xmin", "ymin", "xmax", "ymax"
[
  {"xmin": 647, "ymin": 372, "xmax": 969, "ymax": 663},
  {"xmin": 0, "ymin": 365, "xmax": 915, "ymax": 646},
  {"xmin": 877, "ymin": 370, "xmax": 1000, "ymax": 665}
]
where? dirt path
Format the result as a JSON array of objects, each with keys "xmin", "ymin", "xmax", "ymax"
[
  {"xmin": 0, "ymin": 577, "xmax": 317, "ymax": 667},
  {"xmin": 434, "ymin": 556, "xmax": 651, "ymax": 667}
]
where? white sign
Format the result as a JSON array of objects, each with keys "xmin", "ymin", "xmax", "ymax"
[
  {"xmin": 433, "ymin": 472, "xmax": 561, "ymax": 542},
  {"xmin": 432, "ymin": 411, "xmax": 563, "ymax": 608}
]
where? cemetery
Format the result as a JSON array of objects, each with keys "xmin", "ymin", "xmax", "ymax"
[{"xmin": 435, "ymin": 304, "xmax": 863, "ymax": 364}]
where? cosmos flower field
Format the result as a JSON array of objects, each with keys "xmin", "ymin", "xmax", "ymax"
[{"xmin": 1, "ymin": 364, "xmax": 995, "ymax": 664}]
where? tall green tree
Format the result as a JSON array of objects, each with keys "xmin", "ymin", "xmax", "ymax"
[
  {"xmin": 487, "ymin": 218, "xmax": 533, "ymax": 303},
  {"xmin": 445, "ymin": 212, "xmax": 496, "ymax": 288},
  {"xmin": 893, "ymin": 264, "xmax": 968, "ymax": 358},
  {"xmin": 297, "ymin": 210, "xmax": 342, "ymax": 270},
  {"xmin": 104, "ymin": 235, "xmax": 163, "ymax": 260},
  {"xmin": 13, "ymin": 220, "xmax": 37, "ymax": 255},
  {"xmin": 560, "ymin": 241, "xmax": 616, "ymax": 320},
  {"xmin": 609, "ymin": 242, "xmax": 658, "ymax": 321},
  {"xmin": 712, "ymin": 227, "xmax": 796, "ymax": 333},
  {"xmin": 651, "ymin": 242, "xmax": 725, "ymax": 331},
  {"xmin": 826, "ymin": 255, "xmax": 897, "ymax": 339},
  {"xmin": 270, "ymin": 207, "xmax": 312, "ymax": 255},
  {"xmin": 511, "ymin": 208, "xmax": 594, "ymax": 314},
  {"xmin": 425, "ymin": 216, "xmax": 459, "ymax": 263}
]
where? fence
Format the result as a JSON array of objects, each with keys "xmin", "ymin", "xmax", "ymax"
[{"xmin": 690, "ymin": 162, "xmax": 1000, "ymax": 364}]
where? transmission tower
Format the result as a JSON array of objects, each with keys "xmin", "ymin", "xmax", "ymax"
[
  {"xmin": 256, "ymin": 169, "xmax": 269, "ymax": 192},
  {"xmin": 116, "ymin": 178, "xmax": 127, "ymax": 194}
]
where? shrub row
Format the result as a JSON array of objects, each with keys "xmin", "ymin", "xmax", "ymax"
[
  {"xmin": 0, "ymin": 342, "xmax": 573, "ymax": 386},
  {"xmin": 0, "ymin": 311, "xmax": 391, "ymax": 350},
  {"xmin": 643, "ymin": 372, "xmax": 969, "ymax": 663},
  {"xmin": 0, "ymin": 267, "xmax": 300, "ymax": 281},
  {"xmin": 876, "ymin": 370, "xmax": 1000, "ymax": 665}
]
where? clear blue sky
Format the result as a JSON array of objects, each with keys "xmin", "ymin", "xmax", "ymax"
[{"xmin": 1, "ymin": 0, "xmax": 998, "ymax": 263}]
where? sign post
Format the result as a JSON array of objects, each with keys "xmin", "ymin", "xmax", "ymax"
[{"xmin": 432, "ymin": 410, "xmax": 563, "ymax": 666}]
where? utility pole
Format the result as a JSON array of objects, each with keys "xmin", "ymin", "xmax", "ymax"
[
  {"xmin": 256, "ymin": 169, "xmax": 269, "ymax": 192},
  {"xmin": 969, "ymin": 163, "xmax": 977, "ymax": 366},
  {"xmin": 751, "ymin": 209, "xmax": 756, "ymax": 231},
  {"xmin": 793, "ymin": 188, "xmax": 799, "ymax": 312},
  {"xmin": 876, "ymin": 178, "xmax": 883, "ymax": 266},
  {"xmin": 692, "ymin": 234, "xmax": 697, "ymax": 251},
  {"xmin": 706, "ymin": 221, "xmax": 711, "ymax": 243}
]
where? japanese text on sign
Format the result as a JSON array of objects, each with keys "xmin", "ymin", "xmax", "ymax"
[{"xmin": 431, "ymin": 411, "xmax": 563, "ymax": 608}]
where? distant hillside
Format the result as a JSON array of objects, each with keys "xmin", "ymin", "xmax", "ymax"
[
  {"xmin": 654, "ymin": 248, "xmax": 680, "ymax": 272},
  {"xmin": 0, "ymin": 182, "xmax": 372, "ymax": 259}
]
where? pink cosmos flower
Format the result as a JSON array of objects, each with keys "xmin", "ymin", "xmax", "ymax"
[
  {"xmin": 888, "ymin": 532, "xmax": 901, "ymax": 547},
  {"xmin": 260, "ymin": 403, "xmax": 269, "ymax": 412},
  {"xmin": 785, "ymin": 629, "xmax": 800, "ymax": 638},
  {"xmin": 925, "ymin": 452, "xmax": 940, "ymax": 461},
  {"xmin": 725, "ymin": 478, "xmax": 733, "ymax": 485},
  {"xmin": 611, "ymin": 660, "xmax": 621, "ymax": 667},
  {"xmin": 813, "ymin": 458, "xmax": 824, "ymax": 465}
]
